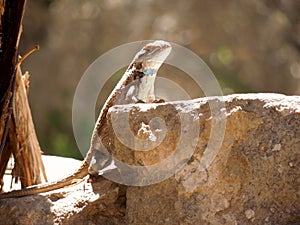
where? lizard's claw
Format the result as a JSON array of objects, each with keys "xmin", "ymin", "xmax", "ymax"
[
  {"xmin": 137, "ymin": 99, "xmax": 165, "ymax": 103},
  {"xmin": 152, "ymin": 99, "xmax": 165, "ymax": 103},
  {"xmin": 87, "ymin": 174, "xmax": 98, "ymax": 183}
]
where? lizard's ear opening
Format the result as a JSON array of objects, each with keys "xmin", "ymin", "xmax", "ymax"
[{"xmin": 133, "ymin": 71, "xmax": 145, "ymax": 80}]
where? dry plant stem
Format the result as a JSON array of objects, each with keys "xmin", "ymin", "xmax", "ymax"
[
  {"xmin": 12, "ymin": 67, "xmax": 47, "ymax": 187},
  {"xmin": 15, "ymin": 45, "xmax": 40, "ymax": 68},
  {"xmin": 0, "ymin": 69, "xmax": 16, "ymax": 156},
  {"xmin": 1, "ymin": 45, "xmax": 41, "ymax": 156}
]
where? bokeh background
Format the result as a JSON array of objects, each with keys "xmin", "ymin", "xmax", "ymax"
[{"xmin": 19, "ymin": 0, "xmax": 300, "ymax": 158}]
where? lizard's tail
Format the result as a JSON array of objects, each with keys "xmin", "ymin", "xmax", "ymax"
[{"xmin": 0, "ymin": 162, "xmax": 89, "ymax": 199}]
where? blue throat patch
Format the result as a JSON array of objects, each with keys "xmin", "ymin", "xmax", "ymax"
[{"xmin": 143, "ymin": 69, "xmax": 156, "ymax": 75}]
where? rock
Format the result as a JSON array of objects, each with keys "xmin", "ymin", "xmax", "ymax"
[
  {"xmin": 2, "ymin": 155, "xmax": 82, "ymax": 192},
  {"xmin": 0, "ymin": 93, "xmax": 299, "ymax": 224},
  {"xmin": 245, "ymin": 209, "xmax": 255, "ymax": 220},
  {"xmin": 0, "ymin": 177, "xmax": 125, "ymax": 225}
]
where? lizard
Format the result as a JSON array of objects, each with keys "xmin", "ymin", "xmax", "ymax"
[{"xmin": 0, "ymin": 40, "xmax": 172, "ymax": 199}]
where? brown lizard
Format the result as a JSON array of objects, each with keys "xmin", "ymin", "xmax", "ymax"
[{"xmin": 0, "ymin": 40, "xmax": 172, "ymax": 199}]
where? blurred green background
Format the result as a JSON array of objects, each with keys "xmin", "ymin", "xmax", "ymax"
[{"xmin": 19, "ymin": 0, "xmax": 300, "ymax": 159}]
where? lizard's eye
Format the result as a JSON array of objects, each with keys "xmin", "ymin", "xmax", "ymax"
[{"xmin": 143, "ymin": 69, "xmax": 156, "ymax": 75}]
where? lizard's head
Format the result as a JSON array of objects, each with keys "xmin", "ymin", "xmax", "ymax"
[
  {"xmin": 130, "ymin": 40, "xmax": 172, "ymax": 102},
  {"xmin": 133, "ymin": 40, "xmax": 172, "ymax": 75}
]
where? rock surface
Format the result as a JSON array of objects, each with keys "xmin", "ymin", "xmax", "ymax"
[
  {"xmin": 0, "ymin": 93, "xmax": 299, "ymax": 225},
  {"xmin": 2, "ymin": 155, "xmax": 82, "ymax": 192}
]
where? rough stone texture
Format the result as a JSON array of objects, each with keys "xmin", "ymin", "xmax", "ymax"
[
  {"xmin": 0, "ymin": 93, "xmax": 299, "ymax": 224},
  {"xmin": 0, "ymin": 177, "xmax": 125, "ymax": 225},
  {"xmin": 2, "ymin": 155, "xmax": 82, "ymax": 191}
]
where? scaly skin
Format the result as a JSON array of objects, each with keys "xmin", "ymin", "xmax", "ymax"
[{"xmin": 0, "ymin": 40, "xmax": 172, "ymax": 199}]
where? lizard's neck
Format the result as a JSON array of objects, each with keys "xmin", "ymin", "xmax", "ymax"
[
  {"xmin": 123, "ymin": 64, "xmax": 157, "ymax": 104},
  {"xmin": 96, "ymin": 40, "xmax": 172, "ymax": 130}
]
